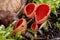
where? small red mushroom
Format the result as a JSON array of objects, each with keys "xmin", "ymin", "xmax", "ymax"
[
  {"xmin": 12, "ymin": 18, "xmax": 27, "ymax": 35},
  {"xmin": 24, "ymin": 3, "xmax": 36, "ymax": 19},
  {"xmin": 34, "ymin": 4, "xmax": 51, "ymax": 24},
  {"xmin": 31, "ymin": 22, "xmax": 38, "ymax": 31}
]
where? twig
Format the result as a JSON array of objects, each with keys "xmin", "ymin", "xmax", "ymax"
[
  {"xmin": 51, "ymin": 37, "xmax": 60, "ymax": 40},
  {"xmin": 38, "ymin": 30, "xmax": 43, "ymax": 35},
  {"xmin": 27, "ymin": 19, "xmax": 33, "ymax": 24},
  {"xmin": 56, "ymin": 37, "xmax": 60, "ymax": 40},
  {"xmin": 39, "ymin": 21, "xmax": 47, "ymax": 30},
  {"xmin": 38, "ymin": 21, "xmax": 47, "ymax": 34},
  {"xmin": 16, "ymin": 2, "xmax": 26, "ymax": 16}
]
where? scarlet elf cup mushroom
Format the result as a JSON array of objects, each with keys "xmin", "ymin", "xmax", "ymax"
[
  {"xmin": 24, "ymin": 3, "xmax": 51, "ymax": 31},
  {"xmin": 34, "ymin": 4, "xmax": 51, "ymax": 24},
  {"xmin": 31, "ymin": 22, "xmax": 38, "ymax": 31},
  {"xmin": 24, "ymin": 3, "xmax": 36, "ymax": 18},
  {"xmin": 12, "ymin": 18, "xmax": 27, "ymax": 35}
]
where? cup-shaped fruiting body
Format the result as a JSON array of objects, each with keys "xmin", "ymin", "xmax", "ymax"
[
  {"xmin": 34, "ymin": 4, "xmax": 51, "ymax": 24},
  {"xmin": 24, "ymin": 3, "xmax": 36, "ymax": 18},
  {"xmin": 31, "ymin": 22, "xmax": 38, "ymax": 31},
  {"xmin": 12, "ymin": 18, "xmax": 27, "ymax": 35}
]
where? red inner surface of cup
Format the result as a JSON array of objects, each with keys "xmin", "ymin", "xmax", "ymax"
[
  {"xmin": 36, "ymin": 4, "xmax": 49, "ymax": 21},
  {"xmin": 15, "ymin": 19, "xmax": 23, "ymax": 28},
  {"xmin": 26, "ymin": 4, "xmax": 35, "ymax": 15},
  {"xmin": 31, "ymin": 23, "xmax": 36, "ymax": 30}
]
